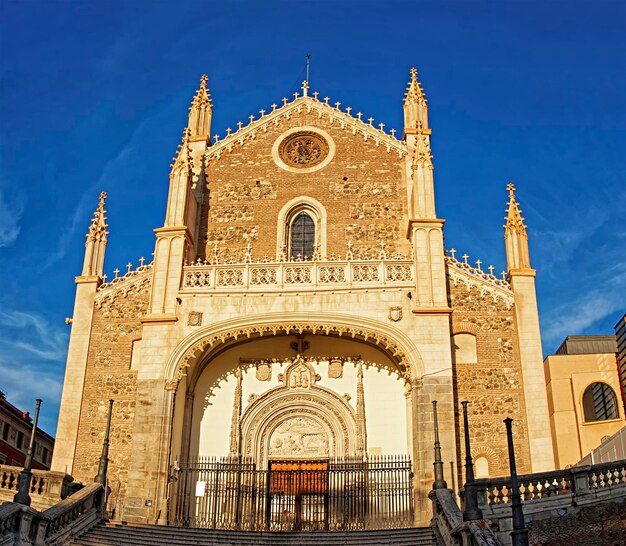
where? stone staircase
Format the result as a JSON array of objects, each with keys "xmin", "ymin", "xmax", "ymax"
[{"xmin": 70, "ymin": 521, "xmax": 437, "ymax": 545}]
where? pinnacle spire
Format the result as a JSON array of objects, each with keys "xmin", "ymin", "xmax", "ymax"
[
  {"xmin": 504, "ymin": 183, "xmax": 532, "ymax": 272},
  {"xmin": 504, "ymin": 183, "xmax": 528, "ymax": 236},
  {"xmin": 404, "ymin": 67, "xmax": 427, "ymax": 106},
  {"xmin": 82, "ymin": 192, "xmax": 108, "ymax": 277},
  {"xmin": 187, "ymin": 74, "xmax": 213, "ymax": 140},
  {"xmin": 403, "ymin": 67, "xmax": 429, "ymax": 136}
]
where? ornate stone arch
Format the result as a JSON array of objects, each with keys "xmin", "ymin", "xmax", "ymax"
[
  {"xmin": 163, "ymin": 313, "xmax": 425, "ymax": 391},
  {"xmin": 240, "ymin": 357, "xmax": 358, "ymax": 466},
  {"xmin": 276, "ymin": 195, "xmax": 328, "ymax": 259}
]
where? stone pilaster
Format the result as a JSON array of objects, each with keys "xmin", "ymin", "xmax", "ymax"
[{"xmin": 52, "ymin": 277, "xmax": 98, "ymax": 474}]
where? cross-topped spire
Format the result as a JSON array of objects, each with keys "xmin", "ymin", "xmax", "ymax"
[
  {"xmin": 504, "ymin": 183, "xmax": 532, "ymax": 272},
  {"xmin": 403, "ymin": 67, "xmax": 429, "ymax": 136},
  {"xmin": 82, "ymin": 192, "xmax": 109, "ymax": 278},
  {"xmin": 187, "ymin": 74, "xmax": 213, "ymax": 140}
]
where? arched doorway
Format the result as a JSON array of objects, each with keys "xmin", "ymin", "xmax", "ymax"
[{"xmin": 165, "ymin": 317, "xmax": 423, "ymax": 530}]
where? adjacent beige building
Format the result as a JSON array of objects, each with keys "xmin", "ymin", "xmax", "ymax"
[
  {"xmin": 544, "ymin": 335, "xmax": 626, "ymax": 469},
  {"xmin": 51, "ymin": 69, "xmax": 555, "ymax": 527}
]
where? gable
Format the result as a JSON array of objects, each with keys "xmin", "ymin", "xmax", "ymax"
[{"xmin": 201, "ymin": 98, "xmax": 411, "ymax": 262}]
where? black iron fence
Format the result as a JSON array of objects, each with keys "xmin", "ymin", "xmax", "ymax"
[{"xmin": 170, "ymin": 455, "xmax": 413, "ymax": 531}]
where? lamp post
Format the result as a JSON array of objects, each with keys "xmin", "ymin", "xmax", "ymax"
[
  {"xmin": 95, "ymin": 400, "xmax": 114, "ymax": 485},
  {"xmin": 432, "ymin": 400, "xmax": 447, "ymax": 489},
  {"xmin": 13, "ymin": 399, "xmax": 42, "ymax": 506},
  {"xmin": 461, "ymin": 401, "xmax": 483, "ymax": 521},
  {"xmin": 504, "ymin": 417, "xmax": 529, "ymax": 546}
]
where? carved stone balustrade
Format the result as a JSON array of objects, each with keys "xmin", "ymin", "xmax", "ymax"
[
  {"xmin": 473, "ymin": 459, "xmax": 626, "ymax": 546},
  {"xmin": 181, "ymin": 259, "xmax": 414, "ymax": 293},
  {"xmin": 0, "ymin": 465, "xmax": 75, "ymax": 511}
]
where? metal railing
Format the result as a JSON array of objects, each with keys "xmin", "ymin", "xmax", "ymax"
[{"xmin": 171, "ymin": 455, "xmax": 413, "ymax": 531}]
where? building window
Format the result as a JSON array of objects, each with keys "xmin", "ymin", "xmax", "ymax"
[
  {"xmin": 451, "ymin": 333, "xmax": 478, "ymax": 364},
  {"xmin": 475, "ymin": 456, "xmax": 489, "ymax": 478},
  {"xmin": 582, "ymin": 382, "xmax": 619, "ymax": 422},
  {"xmin": 290, "ymin": 211, "xmax": 315, "ymax": 260},
  {"xmin": 1, "ymin": 422, "xmax": 9, "ymax": 441},
  {"xmin": 0, "ymin": 453, "xmax": 6, "ymax": 464},
  {"xmin": 277, "ymin": 196, "xmax": 327, "ymax": 260},
  {"xmin": 16, "ymin": 430, "xmax": 24, "ymax": 450}
]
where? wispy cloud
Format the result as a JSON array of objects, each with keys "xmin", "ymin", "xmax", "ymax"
[
  {"xmin": 0, "ymin": 189, "xmax": 23, "ymax": 247},
  {"xmin": 42, "ymin": 120, "xmax": 146, "ymax": 269},
  {"xmin": 0, "ymin": 309, "xmax": 68, "ymax": 435},
  {"xmin": 542, "ymin": 261, "xmax": 626, "ymax": 346}
]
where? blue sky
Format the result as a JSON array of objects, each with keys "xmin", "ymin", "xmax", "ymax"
[{"xmin": 1, "ymin": 1, "xmax": 624, "ymax": 435}]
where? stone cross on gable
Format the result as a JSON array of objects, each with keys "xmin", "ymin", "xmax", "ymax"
[
  {"xmin": 259, "ymin": 109, "xmax": 266, "ymax": 117},
  {"xmin": 462, "ymin": 254, "xmax": 469, "ymax": 264},
  {"xmin": 248, "ymin": 115, "xmax": 255, "ymax": 123},
  {"xmin": 114, "ymin": 268, "xmax": 120, "ymax": 278},
  {"xmin": 313, "ymin": 92, "xmax": 319, "ymax": 100},
  {"xmin": 324, "ymin": 97, "xmax": 330, "ymax": 105},
  {"xmin": 293, "ymin": 92, "xmax": 299, "ymax": 100},
  {"xmin": 282, "ymin": 98, "xmax": 288, "ymax": 106},
  {"xmin": 390, "ymin": 128, "xmax": 396, "ymax": 137},
  {"xmin": 488, "ymin": 265, "xmax": 495, "ymax": 275},
  {"xmin": 335, "ymin": 102, "xmax": 341, "ymax": 109},
  {"xmin": 449, "ymin": 248, "xmax": 456, "ymax": 259},
  {"xmin": 357, "ymin": 112, "xmax": 363, "ymax": 120},
  {"xmin": 226, "ymin": 127, "xmax": 232, "ymax": 135},
  {"xmin": 475, "ymin": 260, "xmax": 482, "ymax": 270},
  {"xmin": 237, "ymin": 121, "xmax": 243, "ymax": 129},
  {"xmin": 368, "ymin": 117, "xmax": 374, "ymax": 125},
  {"xmin": 126, "ymin": 262, "xmax": 133, "ymax": 273},
  {"xmin": 139, "ymin": 256, "xmax": 146, "ymax": 266},
  {"xmin": 346, "ymin": 107, "xmax": 352, "ymax": 115},
  {"xmin": 379, "ymin": 123, "xmax": 385, "ymax": 131}
]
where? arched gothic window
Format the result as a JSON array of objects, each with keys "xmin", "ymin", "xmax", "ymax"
[
  {"xmin": 582, "ymin": 382, "xmax": 619, "ymax": 422},
  {"xmin": 290, "ymin": 211, "xmax": 315, "ymax": 260},
  {"xmin": 277, "ymin": 197, "xmax": 327, "ymax": 261},
  {"xmin": 475, "ymin": 457, "xmax": 489, "ymax": 478}
]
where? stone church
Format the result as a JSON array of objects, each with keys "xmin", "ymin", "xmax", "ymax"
[{"xmin": 51, "ymin": 69, "xmax": 555, "ymax": 529}]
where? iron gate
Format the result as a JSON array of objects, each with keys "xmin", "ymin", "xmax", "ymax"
[{"xmin": 170, "ymin": 455, "xmax": 413, "ymax": 531}]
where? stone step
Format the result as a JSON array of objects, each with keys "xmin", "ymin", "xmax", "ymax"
[{"xmin": 71, "ymin": 521, "xmax": 436, "ymax": 545}]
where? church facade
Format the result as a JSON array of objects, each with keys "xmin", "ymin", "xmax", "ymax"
[{"xmin": 51, "ymin": 70, "xmax": 555, "ymax": 527}]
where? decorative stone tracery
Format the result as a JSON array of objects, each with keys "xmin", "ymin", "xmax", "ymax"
[{"xmin": 239, "ymin": 356, "xmax": 360, "ymax": 465}]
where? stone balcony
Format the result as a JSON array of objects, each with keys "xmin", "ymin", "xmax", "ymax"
[{"xmin": 181, "ymin": 259, "xmax": 415, "ymax": 293}]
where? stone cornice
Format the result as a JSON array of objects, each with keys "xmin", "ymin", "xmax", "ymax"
[{"xmin": 445, "ymin": 256, "xmax": 514, "ymax": 308}]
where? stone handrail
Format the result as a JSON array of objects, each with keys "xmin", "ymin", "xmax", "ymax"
[
  {"xmin": 0, "ymin": 465, "xmax": 75, "ymax": 510},
  {"xmin": 35, "ymin": 482, "xmax": 104, "ymax": 545},
  {"xmin": 474, "ymin": 458, "xmax": 626, "ymax": 506},
  {"xmin": 0, "ymin": 503, "xmax": 25, "ymax": 545},
  {"xmin": 182, "ymin": 258, "xmax": 414, "ymax": 292},
  {"xmin": 429, "ymin": 488, "xmax": 500, "ymax": 546}
]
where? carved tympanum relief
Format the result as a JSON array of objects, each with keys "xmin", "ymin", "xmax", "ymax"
[{"xmin": 269, "ymin": 416, "xmax": 329, "ymax": 457}]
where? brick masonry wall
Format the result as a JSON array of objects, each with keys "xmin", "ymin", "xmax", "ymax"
[
  {"xmin": 448, "ymin": 280, "xmax": 532, "ymax": 478},
  {"xmin": 201, "ymin": 112, "xmax": 410, "ymax": 261},
  {"xmin": 72, "ymin": 282, "xmax": 149, "ymax": 510}
]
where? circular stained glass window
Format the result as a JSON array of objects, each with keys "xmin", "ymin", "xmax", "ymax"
[{"xmin": 279, "ymin": 131, "xmax": 329, "ymax": 168}]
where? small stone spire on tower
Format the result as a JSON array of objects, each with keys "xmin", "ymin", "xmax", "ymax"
[
  {"xmin": 403, "ymin": 67, "xmax": 429, "ymax": 137},
  {"xmin": 228, "ymin": 368, "xmax": 243, "ymax": 458},
  {"xmin": 82, "ymin": 192, "xmax": 108, "ymax": 277},
  {"xmin": 504, "ymin": 183, "xmax": 532, "ymax": 273},
  {"xmin": 355, "ymin": 361, "xmax": 368, "ymax": 457},
  {"xmin": 187, "ymin": 74, "xmax": 213, "ymax": 141}
]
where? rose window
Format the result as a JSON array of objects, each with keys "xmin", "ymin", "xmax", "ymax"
[{"xmin": 279, "ymin": 132, "xmax": 329, "ymax": 168}]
